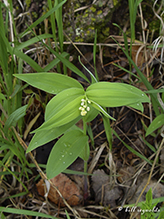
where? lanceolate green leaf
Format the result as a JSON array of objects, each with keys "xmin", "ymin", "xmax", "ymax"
[
  {"xmin": 45, "ymin": 88, "xmax": 84, "ymax": 121},
  {"xmin": 26, "ymin": 116, "xmax": 81, "ymax": 153},
  {"xmin": 36, "ymin": 98, "xmax": 82, "ymax": 131},
  {"xmin": 86, "ymin": 82, "xmax": 150, "ymax": 108},
  {"xmin": 14, "ymin": 73, "xmax": 83, "ymax": 94},
  {"xmin": 79, "ymin": 141, "xmax": 90, "ymax": 161},
  {"xmin": 146, "ymin": 114, "xmax": 164, "ymax": 136},
  {"xmin": 46, "ymin": 130, "xmax": 88, "ymax": 179},
  {"xmin": 34, "ymin": 88, "xmax": 84, "ymax": 132},
  {"xmin": 82, "ymin": 105, "xmax": 99, "ymax": 123},
  {"xmin": 128, "ymin": 102, "xmax": 144, "ymax": 112}
]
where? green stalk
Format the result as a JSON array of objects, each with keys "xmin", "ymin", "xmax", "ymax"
[
  {"xmin": 47, "ymin": 0, "xmax": 61, "ymax": 73},
  {"xmin": 128, "ymin": 0, "xmax": 136, "ymax": 43},
  {"xmin": 55, "ymin": 0, "xmax": 67, "ymax": 75},
  {"xmin": 55, "ymin": 0, "xmax": 64, "ymax": 53},
  {"xmin": 83, "ymin": 120, "xmax": 87, "ymax": 173},
  {"xmin": 93, "ymin": 30, "xmax": 99, "ymax": 81},
  {"xmin": 102, "ymin": 115, "xmax": 113, "ymax": 150},
  {"xmin": 128, "ymin": 0, "xmax": 143, "ymax": 71},
  {"xmin": 83, "ymin": 119, "xmax": 88, "ymax": 199}
]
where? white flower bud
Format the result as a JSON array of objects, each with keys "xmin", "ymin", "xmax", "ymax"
[
  {"xmin": 87, "ymin": 100, "xmax": 91, "ymax": 104},
  {"xmin": 79, "ymin": 97, "xmax": 90, "ymax": 116},
  {"xmin": 81, "ymin": 110, "xmax": 87, "ymax": 116},
  {"xmin": 87, "ymin": 106, "xmax": 90, "ymax": 111}
]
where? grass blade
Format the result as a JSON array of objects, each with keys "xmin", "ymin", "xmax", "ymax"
[
  {"xmin": 0, "ymin": 207, "xmax": 57, "ymax": 218},
  {"xmin": 113, "ymin": 130, "xmax": 152, "ymax": 165},
  {"xmin": 16, "ymin": 34, "xmax": 53, "ymax": 50},
  {"xmin": 19, "ymin": 0, "xmax": 67, "ymax": 38}
]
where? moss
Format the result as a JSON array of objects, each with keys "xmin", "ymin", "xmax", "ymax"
[
  {"xmin": 91, "ymin": 17, "xmax": 96, "ymax": 22},
  {"xmin": 31, "ymin": 11, "xmax": 38, "ymax": 19},
  {"xmin": 102, "ymin": 27, "xmax": 110, "ymax": 35},
  {"xmin": 26, "ymin": 0, "xmax": 31, "ymax": 9},
  {"xmin": 86, "ymin": 30, "xmax": 91, "ymax": 35},
  {"xmin": 75, "ymin": 3, "xmax": 80, "ymax": 9},
  {"xmin": 90, "ymin": 6, "xmax": 96, "ymax": 13},
  {"xmin": 113, "ymin": 0, "xmax": 119, "ymax": 6},
  {"xmin": 83, "ymin": 13, "xmax": 89, "ymax": 18},
  {"xmin": 97, "ymin": 10, "xmax": 102, "ymax": 15},
  {"xmin": 149, "ymin": 20, "xmax": 161, "ymax": 32},
  {"xmin": 63, "ymin": 0, "xmax": 121, "ymax": 43}
]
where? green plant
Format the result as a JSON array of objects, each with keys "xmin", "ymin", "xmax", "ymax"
[
  {"xmin": 140, "ymin": 188, "xmax": 160, "ymax": 218},
  {"xmin": 0, "ymin": 0, "xmax": 69, "ymax": 217},
  {"xmin": 14, "ymin": 72, "xmax": 150, "ymax": 179},
  {"xmin": 0, "ymin": 0, "xmax": 31, "ymax": 191},
  {"xmin": 123, "ymin": 188, "xmax": 164, "ymax": 219},
  {"xmin": 128, "ymin": 0, "xmax": 143, "ymax": 43}
]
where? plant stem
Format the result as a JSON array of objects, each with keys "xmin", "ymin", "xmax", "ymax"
[
  {"xmin": 83, "ymin": 119, "xmax": 88, "ymax": 200},
  {"xmin": 83, "ymin": 120, "xmax": 87, "ymax": 173}
]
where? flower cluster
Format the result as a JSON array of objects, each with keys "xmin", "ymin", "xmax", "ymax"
[{"xmin": 79, "ymin": 98, "xmax": 90, "ymax": 116}]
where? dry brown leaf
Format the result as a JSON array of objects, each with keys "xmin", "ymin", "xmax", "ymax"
[
  {"xmin": 117, "ymin": 166, "xmax": 135, "ymax": 184},
  {"xmin": 92, "ymin": 169, "xmax": 122, "ymax": 207},
  {"xmin": 131, "ymin": 44, "xmax": 152, "ymax": 89},
  {"xmin": 36, "ymin": 173, "xmax": 83, "ymax": 207},
  {"xmin": 132, "ymin": 45, "xmax": 146, "ymax": 68},
  {"xmin": 117, "ymin": 166, "xmax": 164, "ymax": 206},
  {"xmin": 117, "ymin": 166, "xmax": 138, "ymax": 204},
  {"xmin": 129, "ymin": 176, "xmax": 164, "ymax": 204}
]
